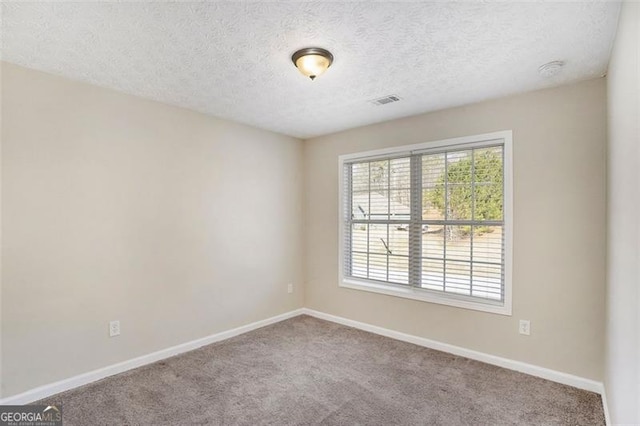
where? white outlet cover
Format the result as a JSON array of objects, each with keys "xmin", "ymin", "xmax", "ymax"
[
  {"xmin": 519, "ymin": 320, "xmax": 531, "ymax": 336},
  {"xmin": 109, "ymin": 320, "xmax": 120, "ymax": 337},
  {"xmin": 287, "ymin": 283, "xmax": 293, "ymax": 294}
]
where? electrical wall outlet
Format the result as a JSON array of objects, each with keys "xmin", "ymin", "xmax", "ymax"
[
  {"xmin": 287, "ymin": 283, "xmax": 293, "ymax": 294},
  {"xmin": 519, "ymin": 320, "xmax": 531, "ymax": 336},
  {"xmin": 109, "ymin": 320, "xmax": 121, "ymax": 337}
]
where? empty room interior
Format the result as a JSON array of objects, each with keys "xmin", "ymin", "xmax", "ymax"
[{"xmin": 0, "ymin": 1, "xmax": 639, "ymax": 425}]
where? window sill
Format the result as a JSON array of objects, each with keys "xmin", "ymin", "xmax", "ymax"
[{"xmin": 340, "ymin": 278, "xmax": 512, "ymax": 316}]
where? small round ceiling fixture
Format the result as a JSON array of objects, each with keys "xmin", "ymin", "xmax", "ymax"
[
  {"xmin": 291, "ymin": 47, "xmax": 334, "ymax": 81},
  {"xmin": 538, "ymin": 60, "xmax": 565, "ymax": 77}
]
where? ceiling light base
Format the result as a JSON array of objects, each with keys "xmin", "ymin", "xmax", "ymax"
[{"xmin": 292, "ymin": 47, "xmax": 334, "ymax": 81}]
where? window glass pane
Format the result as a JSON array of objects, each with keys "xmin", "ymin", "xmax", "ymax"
[
  {"xmin": 388, "ymin": 256, "xmax": 409, "ymax": 285},
  {"xmin": 422, "ymin": 259, "xmax": 444, "ymax": 290},
  {"xmin": 471, "ymin": 263, "xmax": 502, "ymax": 300},
  {"xmin": 368, "ymin": 160, "xmax": 389, "ymax": 220},
  {"xmin": 473, "ymin": 146, "xmax": 503, "ymax": 221},
  {"xmin": 352, "ymin": 191, "xmax": 369, "ymax": 220},
  {"xmin": 389, "ymin": 157, "xmax": 411, "ymax": 190},
  {"xmin": 422, "ymin": 227, "xmax": 444, "ymax": 259},
  {"xmin": 445, "ymin": 261, "xmax": 471, "ymax": 296},
  {"xmin": 388, "ymin": 226, "xmax": 408, "ymax": 256},
  {"xmin": 422, "ymin": 153, "xmax": 445, "ymax": 221},
  {"xmin": 390, "ymin": 189, "xmax": 410, "ymax": 220},
  {"xmin": 369, "ymin": 160, "xmax": 389, "ymax": 192},
  {"xmin": 369, "ymin": 224, "xmax": 390, "ymax": 255},
  {"xmin": 445, "ymin": 225, "xmax": 471, "ymax": 261},
  {"xmin": 471, "ymin": 225, "xmax": 503, "ymax": 300},
  {"xmin": 472, "ymin": 225, "xmax": 502, "ymax": 264},
  {"xmin": 351, "ymin": 252, "xmax": 368, "ymax": 279},
  {"xmin": 446, "ymin": 150, "xmax": 473, "ymax": 220},
  {"xmin": 368, "ymin": 254, "xmax": 387, "ymax": 281},
  {"xmin": 369, "ymin": 192, "xmax": 389, "ymax": 220},
  {"xmin": 351, "ymin": 224, "xmax": 368, "ymax": 253},
  {"xmin": 352, "ymin": 162, "xmax": 369, "ymax": 192}
]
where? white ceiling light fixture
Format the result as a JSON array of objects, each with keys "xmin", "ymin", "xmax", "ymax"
[
  {"xmin": 291, "ymin": 47, "xmax": 334, "ymax": 81},
  {"xmin": 538, "ymin": 60, "xmax": 565, "ymax": 77}
]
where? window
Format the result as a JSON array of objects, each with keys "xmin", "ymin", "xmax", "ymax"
[{"xmin": 339, "ymin": 131, "xmax": 512, "ymax": 315}]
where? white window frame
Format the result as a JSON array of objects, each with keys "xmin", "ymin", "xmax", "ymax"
[{"xmin": 338, "ymin": 130, "xmax": 513, "ymax": 316}]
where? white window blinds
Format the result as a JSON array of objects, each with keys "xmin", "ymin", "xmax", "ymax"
[{"xmin": 342, "ymin": 139, "xmax": 507, "ymax": 305}]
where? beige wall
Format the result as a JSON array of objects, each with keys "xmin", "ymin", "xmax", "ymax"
[
  {"xmin": 605, "ymin": 2, "xmax": 640, "ymax": 424},
  {"xmin": 304, "ymin": 78, "xmax": 606, "ymax": 381},
  {"xmin": 0, "ymin": 63, "xmax": 304, "ymax": 398}
]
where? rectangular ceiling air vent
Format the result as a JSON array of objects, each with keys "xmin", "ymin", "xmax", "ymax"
[{"xmin": 370, "ymin": 95, "xmax": 401, "ymax": 106}]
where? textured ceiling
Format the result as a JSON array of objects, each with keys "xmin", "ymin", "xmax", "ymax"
[{"xmin": 1, "ymin": 1, "xmax": 621, "ymax": 139}]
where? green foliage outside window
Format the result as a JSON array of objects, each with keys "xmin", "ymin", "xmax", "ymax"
[{"xmin": 425, "ymin": 149, "xmax": 503, "ymax": 238}]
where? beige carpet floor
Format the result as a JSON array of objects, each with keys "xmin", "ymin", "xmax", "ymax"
[{"xmin": 38, "ymin": 315, "xmax": 604, "ymax": 425}]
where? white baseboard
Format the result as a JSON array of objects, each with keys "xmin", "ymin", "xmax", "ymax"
[
  {"xmin": 302, "ymin": 308, "xmax": 605, "ymax": 395},
  {"xmin": 599, "ymin": 385, "xmax": 611, "ymax": 426},
  {"xmin": 0, "ymin": 308, "xmax": 305, "ymax": 405}
]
